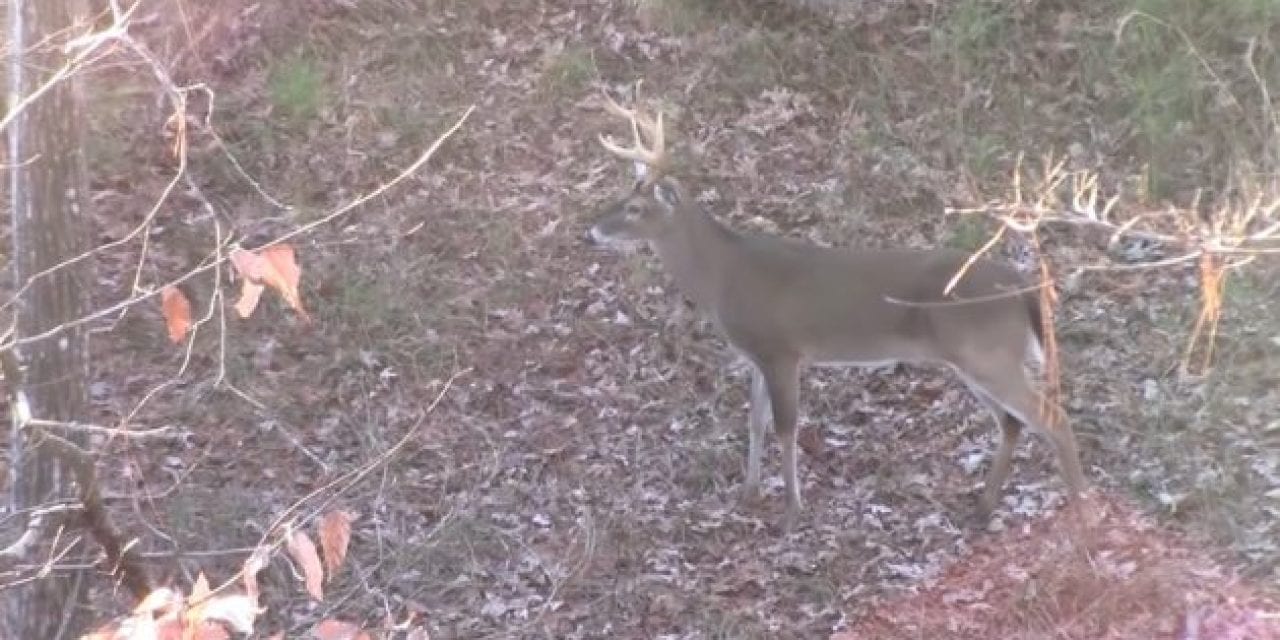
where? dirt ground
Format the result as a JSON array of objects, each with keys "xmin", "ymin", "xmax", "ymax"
[{"xmin": 10, "ymin": 0, "xmax": 1280, "ymax": 638}]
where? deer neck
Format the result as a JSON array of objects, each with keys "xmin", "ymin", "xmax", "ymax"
[{"xmin": 650, "ymin": 207, "xmax": 739, "ymax": 309}]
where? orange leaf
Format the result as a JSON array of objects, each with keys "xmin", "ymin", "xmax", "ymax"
[
  {"xmin": 191, "ymin": 621, "xmax": 230, "ymax": 640},
  {"xmin": 286, "ymin": 529, "xmax": 325, "ymax": 601},
  {"xmin": 229, "ymin": 245, "xmax": 310, "ymax": 322},
  {"xmin": 260, "ymin": 245, "xmax": 307, "ymax": 317},
  {"xmin": 318, "ymin": 510, "xmax": 354, "ymax": 581},
  {"xmin": 161, "ymin": 286, "xmax": 193, "ymax": 343},
  {"xmin": 314, "ymin": 619, "xmax": 369, "ymax": 640}
]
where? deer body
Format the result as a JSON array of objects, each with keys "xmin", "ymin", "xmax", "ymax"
[{"xmin": 588, "ymin": 93, "xmax": 1086, "ymax": 529}]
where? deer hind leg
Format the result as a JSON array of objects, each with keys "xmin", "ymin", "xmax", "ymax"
[
  {"xmin": 742, "ymin": 365, "xmax": 772, "ymax": 501},
  {"xmin": 954, "ymin": 360, "xmax": 1087, "ymax": 513},
  {"xmin": 953, "ymin": 378, "xmax": 1024, "ymax": 518},
  {"xmin": 981, "ymin": 411, "xmax": 1023, "ymax": 516},
  {"xmin": 759, "ymin": 357, "xmax": 802, "ymax": 530}
]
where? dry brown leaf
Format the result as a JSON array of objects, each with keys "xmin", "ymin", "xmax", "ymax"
[
  {"xmin": 189, "ymin": 621, "xmax": 231, "ymax": 640},
  {"xmin": 233, "ymin": 277, "xmax": 267, "ymax": 319},
  {"xmin": 230, "ymin": 247, "xmax": 268, "ymax": 318},
  {"xmin": 260, "ymin": 245, "xmax": 307, "ymax": 318},
  {"xmin": 287, "ymin": 529, "xmax": 325, "ymax": 601},
  {"xmin": 201, "ymin": 594, "xmax": 260, "ymax": 634},
  {"xmin": 229, "ymin": 245, "xmax": 310, "ymax": 322},
  {"xmin": 161, "ymin": 286, "xmax": 193, "ymax": 343},
  {"xmin": 314, "ymin": 619, "xmax": 370, "ymax": 640},
  {"xmin": 318, "ymin": 510, "xmax": 355, "ymax": 581}
]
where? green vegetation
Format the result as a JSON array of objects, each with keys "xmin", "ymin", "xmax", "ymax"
[
  {"xmin": 932, "ymin": 0, "xmax": 1012, "ymax": 79},
  {"xmin": 1107, "ymin": 0, "xmax": 1280, "ymax": 198},
  {"xmin": 539, "ymin": 45, "xmax": 598, "ymax": 96},
  {"xmin": 944, "ymin": 214, "xmax": 993, "ymax": 253},
  {"xmin": 268, "ymin": 49, "xmax": 326, "ymax": 124},
  {"xmin": 632, "ymin": 0, "xmax": 715, "ymax": 35}
]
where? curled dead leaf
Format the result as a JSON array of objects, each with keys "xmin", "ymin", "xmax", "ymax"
[
  {"xmin": 230, "ymin": 244, "xmax": 311, "ymax": 322},
  {"xmin": 314, "ymin": 618, "xmax": 370, "ymax": 640},
  {"xmin": 286, "ymin": 529, "xmax": 325, "ymax": 602},
  {"xmin": 318, "ymin": 510, "xmax": 355, "ymax": 581},
  {"xmin": 161, "ymin": 286, "xmax": 193, "ymax": 343}
]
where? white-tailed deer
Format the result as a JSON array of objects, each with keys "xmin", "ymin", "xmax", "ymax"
[{"xmin": 586, "ymin": 92, "xmax": 1087, "ymax": 530}]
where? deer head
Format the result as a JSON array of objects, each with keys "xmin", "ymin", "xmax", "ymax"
[{"xmin": 588, "ymin": 92, "xmax": 688, "ymax": 250}]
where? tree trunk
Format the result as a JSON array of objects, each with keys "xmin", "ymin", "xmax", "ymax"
[{"xmin": 4, "ymin": 0, "xmax": 93, "ymax": 637}]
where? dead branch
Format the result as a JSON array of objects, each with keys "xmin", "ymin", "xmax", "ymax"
[{"xmin": 1, "ymin": 349, "xmax": 151, "ymax": 600}]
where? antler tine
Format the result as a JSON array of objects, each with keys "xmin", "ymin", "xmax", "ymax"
[
  {"xmin": 600, "ymin": 89, "xmax": 638, "ymax": 121},
  {"xmin": 602, "ymin": 91, "xmax": 663, "ymax": 146},
  {"xmin": 598, "ymin": 89, "xmax": 667, "ymax": 175}
]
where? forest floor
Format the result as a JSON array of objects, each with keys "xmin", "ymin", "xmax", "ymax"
[{"xmin": 18, "ymin": 0, "xmax": 1280, "ymax": 637}]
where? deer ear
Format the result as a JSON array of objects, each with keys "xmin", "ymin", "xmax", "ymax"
[{"xmin": 652, "ymin": 177, "xmax": 682, "ymax": 211}]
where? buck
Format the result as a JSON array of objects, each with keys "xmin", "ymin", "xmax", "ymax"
[{"xmin": 586, "ymin": 92, "xmax": 1087, "ymax": 530}]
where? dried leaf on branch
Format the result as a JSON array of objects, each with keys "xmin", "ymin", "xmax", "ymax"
[
  {"xmin": 160, "ymin": 286, "xmax": 193, "ymax": 343},
  {"xmin": 230, "ymin": 244, "xmax": 310, "ymax": 322}
]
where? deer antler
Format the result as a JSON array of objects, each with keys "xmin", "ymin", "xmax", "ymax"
[{"xmin": 597, "ymin": 89, "xmax": 667, "ymax": 180}]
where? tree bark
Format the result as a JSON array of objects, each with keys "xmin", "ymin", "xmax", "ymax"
[{"xmin": 4, "ymin": 0, "xmax": 93, "ymax": 637}]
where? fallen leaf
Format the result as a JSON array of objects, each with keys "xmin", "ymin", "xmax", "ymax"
[
  {"xmin": 314, "ymin": 619, "xmax": 370, "ymax": 640},
  {"xmin": 161, "ymin": 286, "xmax": 193, "ymax": 343},
  {"xmin": 201, "ymin": 594, "xmax": 260, "ymax": 634},
  {"xmin": 318, "ymin": 510, "xmax": 355, "ymax": 581},
  {"xmin": 184, "ymin": 573, "xmax": 213, "ymax": 640},
  {"xmin": 287, "ymin": 529, "xmax": 325, "ymax": 601},
  {"xmin": 133, "ymin": 587, "xmax": 182, "ymax": 616}
]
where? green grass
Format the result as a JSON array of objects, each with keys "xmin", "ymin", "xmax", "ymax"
[
  {"xmin": 539, "ymin": 45, "xmax": 598, "ymax": 96},
  {"xmin": 1106, "ymin": 0, "xmax": 1280, "ymax": 199},
  {"xmin": 718, "ymin": 28, "xmax": 791, "ymax": 95},
  {"xmin": 632, "ymin": 0, "xmax": 714, "ymax": 35},
  {"xmin": 944, "ymin": 215, "xmax": 995, "ymax": 253},
  {"xmin": 268, "ymin": 50, "xmax": 326, "ymax": 124},
  {"xmin": 932, "ymin": 0, "xmax": 1012, "ymax": 79},
  {"xmin": 961, "ymin": 132, "xmax": 1009, "ymax": 184},
  {"xmin": 323, "ymin": 261, "xmax": 423, "ymax": 343}
]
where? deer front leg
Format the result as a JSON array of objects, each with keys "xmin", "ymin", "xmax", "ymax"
[{"xmin": 742, "ymin": 365, "xmax": 771, "ymax": 502}]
